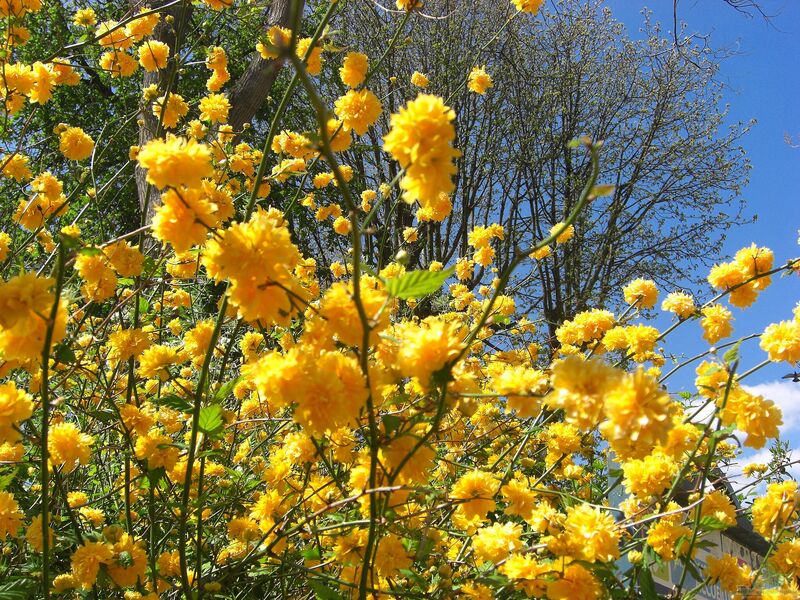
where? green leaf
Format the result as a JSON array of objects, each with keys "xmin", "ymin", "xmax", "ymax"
[
  {"xmin": 414, "ymin": 535, "xmax": 435, "ymax": 562},
  {"xmin": 301, "ymin": 547, "xmax": 321, "ymax": 561},
  {"xmin": 143, "ymin": 256, "xmax": 157, "ymax": 273},
  {"xmin": 198, "ymin": 405, "xmax": 224, "ymax": 436},
  {"xmin": 723, "ymin": 340, "xmax": 742, "ymax": 364},
  {"xmin": 698, "ymin": 515, "xmax": 729, "ymax": 531},
  {"xmin": 145, "ymin": 467, "xmax": 166, "ymax": 487},
  {"xmin": 88, "ymin": 410, "xmax": 116, "ymax": 423},
  {"xmin": 0, "ymin": 469, "xmax": 17, "ymax": 491},
  {"xmin": 385, "ymin": 267, "xmax": 455, "ymax": 299},
  {"xmin": 78, "ymin": 246, "xmax": 102, "ymax": 257},
  {"xmin": 213, "ymin": 377, "xmax": 241, "ymax": 403},
  {"xmin": 590, "ymin": 184, "xmax": 615, "ymax": 198},
  {"xmin": 638, "ymin": 567, "xmax": 658, "ymax": 600},
  {"xmin": 491, "ymin": 313, "xmax": 511, "ymax": 326},
  {"xmin": 308, "ymin": 580, "xmax": 345, "ymax": 600},
  {"xmin": 382, "ymin": 414, "xmax": 402, "ymax": 436},
  {"xmin": 0, "ymin": 577, "xmax": 37, "ymax": 600},
  {"xmin": 157, "ymin": 395, "xmax": 194, "ymax": 413},
  {"xmin": 53, "ymin": 344, "xmax": 76, "ymax": 365},
  {"xmin": 398, "ymin": 568, "xmax": 428, "ymax": 589}
]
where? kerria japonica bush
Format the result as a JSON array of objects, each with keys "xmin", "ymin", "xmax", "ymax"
[{"xmin": 0, "ymin": 0, "xmax": 798, "ymax": 598}]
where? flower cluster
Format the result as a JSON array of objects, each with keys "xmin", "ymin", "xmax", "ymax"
[{"xmin": 0, "ymin": 2, "xmax": 797, "ymax": 600}]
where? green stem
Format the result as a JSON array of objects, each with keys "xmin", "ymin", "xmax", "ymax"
[{"xmin": 40, "ymin": 243, "xmax": 67, "ymax": 599}]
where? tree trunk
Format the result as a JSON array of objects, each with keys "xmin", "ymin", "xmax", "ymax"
[{"xmin": 132, "ymin": 0, "xmax": 298, "ymax": 225}]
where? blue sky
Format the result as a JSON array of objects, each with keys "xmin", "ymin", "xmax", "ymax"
[{"xmin": 603, "ymin": 0, "xmax": 800, "ymax": 474}]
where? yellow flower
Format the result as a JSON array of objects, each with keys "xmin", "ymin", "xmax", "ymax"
[
  {"xmin": 383, "ymin": 94, "xmax": 459, "ymax": 208},
  {"xmin": 202, "ymin": 208, "xmax": 311, "ymax": 325},
  {"xmin": 152, "ymin": 187, "xmax": 217, "ymax": 252},
  {"xmin": 332, "ymin": 215, "xmax": 351, "ymax": 235},
  {"xmin": 1, "ymin": 153, "xmax": 32, "ymax": 181},
  {"xmin": 545, "ymin": 356, "xmax": 621, "ymax": 429},
  {"xmin": 622, "ymin": 278, "xmax": 658, "ymax": 309},
  {"xmin": 59, "ymin": 126, "xmax": 95, "ymax": 161},
  {"xmin": 556, "ymin": 308, "xmax": 615, "ymax": 347},
  {"xmin": 396, "ymin": 0, "xmax": 422, "ymax": 9},
  {"xmin": 136, "ymin": 135, "xmax": 213, "ymax": 189},
  {"xmin": 760, "ymin": 320, "xmax": 800, "ymax": 364},
  {"xmin": 661, "ymin": 291, "xmax": 696, "ymax": 320},
  {"xmin": 272, "ymin": 130, "xmax": 313, "ymax": 159},
  {"xmin": 719, "ymin": 388, "xmax": 782, "ymax": 449},
  {"xmin": 600, "ymin": 369, "xmax": 674, "ymax": 460},
  {"xmin": 322, "ymin": 118, "xmax": 352, "ymax": 153},
  {"xmin": 499, "ymin": 554, "xmax": 548, "ymax": 597},
  {"xmin": 205, "ymin": 46, "xmax": 230, "ymax": 91},
  {"xmin": 99, "ymin": 50, "xmax": 138, "ymax": 78},
  {"xmin": 0, "ymin": 491, "xmax": 22, "ymax": 539},
  {"xmin": 700, "ymin": 303, "xmax": 733, "ymax": 344},
  {"xmin": 704, "ymin": 553, "xmax": 753, "ymax": 592},
  {"xmin": 622, "ymin": 452, "xmax": 677, "ymax": 498},
  {"xmin": 134, "ymin": 430, "xmax": 180, "ymax": 472},
  {"xmin": 468, "ymin": 66, "xmax": 493, "ymax": 95},
  {"xmin": 107, "ymin": 328, "xmax": 151, "ymax": 364},
  {"xmin": 74, "ymin": 252, "xmax": 117, "ymax": 302},
  {"xmin": 708, "ymin": 261, "xmax": 746, "ymax": 290},
  {"xmin": 334, "ymin": 89, "xmax": 382, "ymax": 136},
  {"xmin": 318, "ymin": 278, "xmax": 390, "ymax": 347},
  {"xmin": 646, "ymin": 507, "xmax": 692, "ymax": 561},
  {"xmin": 492, "ymin": 365, "xmax": 548, "ymax": 417},
  {"xmin": 0, "ymin": 382, "xmax": 34, "ymax": 443},
  {"xmin": 256, "ymin": 25, "xmax": 292, "ymax": 60},
  {"xmin": 52, "ymin": 574, "xmax": 78, "ymax": 593},
  {"xmin": 557, "ymin": 504, "xmax": 620, "ymax": 563},
  {"xmin": 25, "ymin": 514, "xmax": 53, "ymax": 552},
  {"xmin": 296, "ymin": 38, "xmax": 323, "ymax": 76},
  {"xmin": 104, "ymin": 241, "xmax": 144, "ymax": 277},
  {"xmin": 547, "ymin": 563, "xmax": 602, "ymax": 600},
  {"xmin": 67, "ymin": 491, "xmax": 89, "ymax": 508},
  {"xmin": 138, "ymin": 40, "xmax": 169, "ymax": 71},
  {"xmin": 137, "ymin": 344, "xmax": 181, "ymax": 380},
  {"xmin": 199, "ymin": 93, "xmax": 231, "ymax": 123},
  {"xmin": 472, "ymin": 522, "xmax": 522, "ymax": 563},
  {"xmin": 529, "ymin": 245, "xmax": 552, "ymax": 260},
  {"xmin": 451, "ymin": 470, "xmax": 496, "ymax": 521},
  {"xmin": 735, "ymin": 243, "xmax": 773, "ymax": 281},
  {"xmin": 152, "ymin": 93, "xmax": 189, "ymax": 129},
  {"xmin": 771, "ymin": 538, "xmax": 800, "ymax": 578},
  {"xmin": 411, "ymin": 71, "xmax": 429, "ymax": 88},
  {"xmin": 125, "ymin": 9, "xmax": 160, "ymax": 41},
  {"xmin": 202, "ymin": 0, "xmax": 233, "ymax": 9},
  {"xmin": 71, "ymin": 541, "xmax": 113, "ymax": 589},
  {"xmin": 340, "ymin": 52, "xmax": 368, "ymax": 88},
  {"xmin": 374, "ymin": 534, "xmax": 412, "ymax": 574},
  {"xmin": 700, "ymin": 490, "xmax": 737, "ymax": 527},
  {"xmin": 416, "ymin": 191, "xmax": 453, "ymax": 222},
  {"xmin": 244, "ymin": 347, "xmax": 368, "ymax": 435},
  {"xmin": 500, "ymin": 477, "xmax": 537, "ymax": 519},
  {"xmin": 107, "ymin": 533, "xmax": 147, "ymax": 588},
  {"xmin": 73, "ymin": 7, "xmax": 96, "ymax": 26},
  {"xmin": 97, "ymin": 21, "xmax": 132, "ymax": 50},
  {"xmin": 393, "ymin": 317, "xmax": 466, "ymax": 387},
  {"xmin": 512, "ymin": 0, "xmax": 545, "ymax": 14},
  {"xmin": 48, "ymin": 421, "xmax": 94, "ymax": 473}
]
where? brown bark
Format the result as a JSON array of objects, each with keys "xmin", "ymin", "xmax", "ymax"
[
  {"xmin": 228, "ymin": 0, "xmax": 296, "ymax": 131},
  {"xmin": 132, "ymin": 0, "xmax": 297, "ymax": 224}
]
